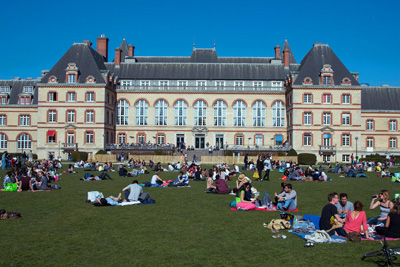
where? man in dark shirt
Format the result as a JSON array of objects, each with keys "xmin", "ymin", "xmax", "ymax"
[
  {"xmin": 18, "ymin": 169, "xmax": 35, "ymax": 192},
  {"xmin": 320, "ymin": 192, "xmax": 346, "ymax": 236}
]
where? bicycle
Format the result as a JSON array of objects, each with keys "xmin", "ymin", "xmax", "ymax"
[{"xmin": 362, "ymin": 236, "xmax": 400, "ymax": 266}]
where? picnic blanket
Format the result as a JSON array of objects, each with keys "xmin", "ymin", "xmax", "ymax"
[
  {"xmin": 289, "ymin": 229, "xmax": 346, "ymax": 243},
  {"xmin": 231, "ymin": 207, "xmax": 299, "ymax": 212}
]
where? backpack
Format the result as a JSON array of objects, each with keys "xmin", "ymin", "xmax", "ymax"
[{"xmin": 139, "ymin": 192, "xmax": 151, "ymax": 202}]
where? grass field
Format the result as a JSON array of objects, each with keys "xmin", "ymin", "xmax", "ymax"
[{"xmin": 1, "ymin": 163, "xmax": 400, "ymax": 266}]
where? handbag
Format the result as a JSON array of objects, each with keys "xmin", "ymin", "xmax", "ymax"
[
  {"xmin": 346, "ymin": 232, "xmax": 361, "ymax": 242},
  {"xmin": 253, "ymin": 171, "xmax": 259, "ymax": 179},
  {"xmin": 4, "ymin": 183, "xmax": 18, "ymax": 192}
]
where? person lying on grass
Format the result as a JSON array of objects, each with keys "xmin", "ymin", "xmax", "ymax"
[{"xmin": 96, "ymin": 193, "xmax": 122, "ymax": 206}]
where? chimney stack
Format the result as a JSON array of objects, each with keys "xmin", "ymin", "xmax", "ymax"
[
  {"xmin": 82, "ymin": 40, "xmax": 92, "ymax": 47},
  {"xmin": 115, "ymin": 47, "xmax": 121, "ymax": 66},
  {"xmin": 97, "ymin": 34, "xmax": 109, "ymax": 62},
  {"xmin": 128, "ymin": 44, "xmax": 135, "ymax": 57},
  {"xmin": 283, "ymin": 48, "xmax": 289, "ymax": 68},
  {"xmin": 274, "ymin": 45, "xmax": 280, "ymax": 59}
]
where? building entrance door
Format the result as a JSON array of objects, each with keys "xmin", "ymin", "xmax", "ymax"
[
  {"xmin": 215, "ymin": 134, "xmax": 224, "ymax": 149},
  {"xmin": 176, "ymin": 134, "xmax": 185, "ymax": 149},
  {"xmin": 195, "ymin": 134, "xmax": 205, "ymax": 149}
]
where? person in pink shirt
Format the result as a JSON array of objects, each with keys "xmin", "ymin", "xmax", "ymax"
[{"xmin": 344, "ymin": 201, "xmax": 373, "ymax": 240}]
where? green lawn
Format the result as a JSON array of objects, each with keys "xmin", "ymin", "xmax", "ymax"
[{"xmin": 1, "ymin": 164, "xmax": 400, "ymax": 266}]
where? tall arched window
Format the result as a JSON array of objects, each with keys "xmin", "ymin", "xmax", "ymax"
[
  {"xmin": 233, "ymin": 100, "xmax": 246, "ymax": 126},
  {"xmin": 272, "ymin": 101, "xmax": 285, "ymax": 127},
  {"xmin": 194, "ymin": 100, "xmax": 207, "ymax": 126},
  {"xmin": 116, "ymin": 100, "xmax": 129, "ymax": 125},
  {"xmin": 213, "ymin": 100, "xmax": 226, "ymax": 126},
  {"xmin": 0, "ymin": 133, "xmax": 7, "ymax": 149},
  {"xmin": 174, "ymin": 100, "xmax": 187, "ymax": 126},
  {"xmin": 135, "ymin": 100, "xmax": 148, "ymax": 126},
  {"xmin": 252, "ymin": 100, "xmax": 266, "ymax": 126},
  {"xmin": 17, "ymin": 133, "xmax": 31, "ymax": 149},
  {"xmin": 155, "ymin": 100, "xmax": 168, "ymax": 126}
]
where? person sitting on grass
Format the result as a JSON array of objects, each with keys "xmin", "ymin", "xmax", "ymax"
[
  {"xmin": 276, "ymin": 183, "xmax": 297, "ymax": 211},
  {"xmin": 215, "ymin": 175, "xmax": 232, "ymax": 194},
  {"xmin": 3, "ymin": 170, "xmax": 17, "ymax": 189},
  {"xmin": 122, "ymin": 180, "xmax": 143, "ymax": 202},
  {"xmin": 33, "ymin": 171, "xmax": 48, "ymax": 190},
  {"xmin": 319, "ymin": 192, "xmax": 346, "ymax": 237},
  {"xmin": 18, "ymin": 169, "xmax": 35, "ymax": 192},
  {"xmin": 97, "ymin": 193, "xmax": 122, "ymax": 206},
  {"xmin": 169, "ymin": 171, "xmax": 189, "ymax": 187},
  {"xmin": 335, "ymin": 193, "xmax": 354, "ymax": 218},
  {"xmin": 343, "ymin": 201, "xmax": 373, "ymax": 240},
  {"xmin": 375, "ymin": 196, "xmax": 400, "ymax": 238},
  {"xmin": 150, "ymin": 172, "xmax": 165, "ymax": 187},
  {"xmin": 236, "ymin": 183, "xmax": 256, "ymax": 210},
  {"xmin": 289, "ymin": 167, "xmax": 303, "ymax": 181},
  {"xmin": 368, "ymin": 189, "xmax": 393, "ymax": 226}
]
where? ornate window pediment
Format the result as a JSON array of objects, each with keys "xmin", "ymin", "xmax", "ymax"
[{"xmin": 303, "ymin": 77, "xmax": 313, "ymax": 85}]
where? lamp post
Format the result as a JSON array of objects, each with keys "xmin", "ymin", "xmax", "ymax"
[{"xmin": 355, "ymin": 137, "xmax": 359, "ymax": 162}]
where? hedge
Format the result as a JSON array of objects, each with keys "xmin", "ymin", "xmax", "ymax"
[
  {"xmin": 298, "ymin": 153, "xmax": 317, "ymax": 165},
  {"xmin": 96, "ymin": 150, "xmax": 107, "ymax": 155},
  {"xmin": 287, "ymin": 149, "xmax": 298, "ymax": 156},
  {"xmin": 71, "ymin": 151, "xmax": 88, "ymax": 162}
]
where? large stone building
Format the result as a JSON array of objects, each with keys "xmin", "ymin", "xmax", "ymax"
[{"xmin": 0, "ymin": 35, "xmax": 399, "ymax": 162}]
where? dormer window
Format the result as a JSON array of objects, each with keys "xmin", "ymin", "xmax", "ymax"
[
  {"xmin": 65, "ymin": 63, "xmax": 79, "ymax": 83},
  {"xmin": 48, "ymin": 76, "xmax": 58, "ymax": 83},
  {"xmin": 24, "ymin": 86, "xmax": 34, "ymax": 93},
  {"xmin": 303, "ymin": 77, "xmax": 313, "ymax": 85},
  {"xmin": 320, "ymin": 64, "xmax": 334, "ymax": 85},
  {"xmin": 0, "ymin": 96, "xmax": 8, "ymax": 104},
  {"xmin": 341, "ymin": 77, "xmax": 351, "ymax": 85},
  {"xmin": 19, "ymin": 96, "xmax": 31, "ymax": 105},
  {"xmin": 0, "ymin": 86, "xmax": 10, "ymax": 93}
]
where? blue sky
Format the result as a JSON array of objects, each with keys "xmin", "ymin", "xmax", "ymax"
[{"xmin": 1, "ymin": 0, "xmax": 399, "ymax": 86}]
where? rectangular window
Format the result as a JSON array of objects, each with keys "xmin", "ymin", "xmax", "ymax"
[
  {"xmin": 390, "ymin": 138, "xmax": 397, "ymax": 148},
  {"xmin": 67, "ymin": 111, "xmax": 75, "ymax": 123},
  {"xmin": 48, "ymin": 110, "xmax": 56, "ymax": 123},
  {"xmin": 67, "ymin": 92, "xmax": 76, "ymax": 102},
  {"xmin": 0, "ymin": 115, "xmax": 5, "ymax": 126},
  {"xmin": 20, "ymin": 97, "xmax": 30, "ymax": 104},
  {"xmin": 390, "ymin": 120, "xmax": 397, "ymax": 131},
  {"xmin": 342, "ymin": 155, "xmax": 350, "ymax": 162},
  {"xmin": 342, "ymin": 94, "xmax": 350, "ymax": 104},
  {"xmin": 157, "ymin": 134, "xmax": 165, "ymax": 145},
  {"xmin": 197, "ymin": 81, "xmax": 206, "ymax": 90},
  {"xmin": 24, "ymin": 86, "xmax": 33, "ymax": 93},
  {"xmin": 323, "ymin": 76, "xmax": 331, "ymax": 85},
  {"xmin": 255, "ymin": 135, "xmax": 263, "ymax": 146},
  {"xmin": 178, "ymin": 81, "xmax": 187, "ymax": 90},
  {"xmin": 159, "ymin": 81, "xmax": 168, "ymax": 90},
  {"xmin": 342, "ymin": 113, "xmax": 350, "ymax": 125},
  {"xmin": 86, "ymin": 132, "xmax": 94, "ymax": 144},
  {"xmin": 48, "ymin": 133, "xmax": 56, "ymax": 144},
  {"xmin": 118, "ymin": 134, "xmax": 126, "ymax": 144},
  {"xmin": 234, "ymin": 81, "xmax": 244, "ymax": 90},
  {"xmin": 323, "ymin": 155, "xmax": 331, "ymax": 162},
  {"xmin": 304, "ymin": 134, "xmax": 312, "ymax": 146},
  {"xmin": 304, "ymin": 112, "xmax": 312, "ymax": 125},
  {"xmin": 86, "ymin": 110, "xmax": 94, "ymax": 123},
  {"xmin": 0, "ymin": 96, "xmax": 7, "ymax": 104},
  {"xmin": 216, "ymin": 81, "xmax": 225, "ymax": 90},
  {"xmin": 253, "ymin": 81, "xmax": 262, "ymax": 90},
  {"xmin": 49, "ymin": 92, "xmax": 57, "ymax": 101},
  {"xmin": 19, "ymin": 115, "xmax": 30, "ymax": 126},
  {"xmin": 303, "ymin": 94, "xmax": 312, "ymax": 104},
  {"xmin": 235, "ymin": 135, "xmax": 243, "ymax": 146},
  {"xmin": 342, "ymin": 134, "xmax": 350, "ymax": 146},
  {"xmin": 68, "ymin": 74, "xmax": 76, "ymax": 83},
  {"xmin": 0, "ymin": 86, "xmax": 10, "ymax": 93},
  {"xmin": 367, "ymin": 138, "xmax": 374, "ymax": 148},
  {"xmin": 322, "ymin": 94, "xmax": 331, "ymax": 104},
  {"xmin": 86, "ymin": 92, "xmax": 94, "ymax": 102},
  {"xmin": 272, "ymin": 81, "xmax": 282, "ymax": 88},
  {"xmin": 323, "ymin": 113, "xmax": 331, "ymax": 125},
  {"xmin": 120, "ymin": 80, "xmax": 132, "ymax": 88},
  {"xmin": 367, "ymin": 120, "xmax": 374, "ymax": 130},
  {"xmin": 140, "ymin": 80, "xmax": 150, "ymax": 90}
]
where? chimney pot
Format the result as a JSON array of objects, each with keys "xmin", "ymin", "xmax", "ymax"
[
  {"xmin": 115, "ymin": 47, "xmax": 122, "ymax": 66},
  {"xmin": 128, "ymin": 44, "xmax": 135, "ymax": 57},
  {"xmin": 283, "ymin": 48, "xmax": 290, "ymax": 68}
]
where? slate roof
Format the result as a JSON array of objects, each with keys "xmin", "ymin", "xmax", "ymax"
[
  {"xmin": 361, "ymin": 87, "xmax": 400, "ymax": 111},
  {"xmin": 41, "ymin": 43, "xmax": 107, "ymax": 84},
  {"xmin": 293, "ymin": 43, "xmax": 359, "ymax": 86},
  {"xmin": 281, "ymin": 39, "xmax": 297, "ymax": 64},
  {"xmin": 107, "ymin": 62, "xmax": 286, "ymax": 80},
  {"xmin": 0, "ymin": 79, "xmax": 40, "ymax": 105},
  {"xmin": 116, "ymin": 38, "xmax": 129, "ymax": 63}
]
